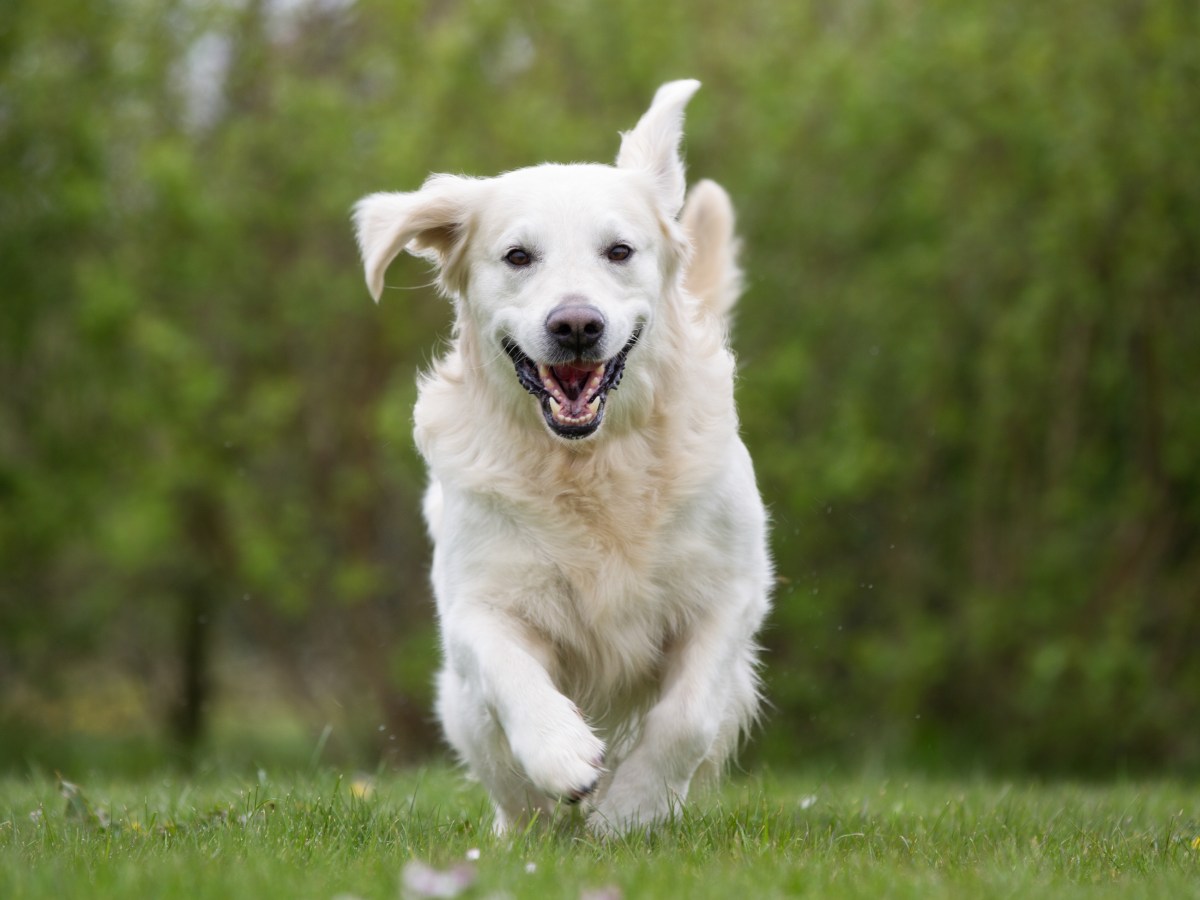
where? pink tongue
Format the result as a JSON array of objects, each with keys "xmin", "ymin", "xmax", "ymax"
[{"xmin": 552, "ymin": 363, "xmax": 591, "ymax": 400}]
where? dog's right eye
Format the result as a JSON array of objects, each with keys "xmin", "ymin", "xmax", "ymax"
[{"xmin": 504, "ymin": 248, "xmax": 533, "ymax": 267}]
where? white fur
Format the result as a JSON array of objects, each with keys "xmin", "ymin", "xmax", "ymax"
[{"xmin": 353, "ymin": 80, "xmax": 771, "ymax": 836}]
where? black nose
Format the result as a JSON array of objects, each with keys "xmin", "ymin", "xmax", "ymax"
[{"xmin": 545, "ymin": 304, "xmax": 606, "ymax": 355}]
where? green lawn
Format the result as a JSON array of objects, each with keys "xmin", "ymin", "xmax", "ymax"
[{"xmin": 2, "ymin": 766, "xmax": 1197, "ymax": 898}]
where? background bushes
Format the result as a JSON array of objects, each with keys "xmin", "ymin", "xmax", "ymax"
[{"xmin": 2, "ymin": 0, "xmax": 1197, "ymax": 773}]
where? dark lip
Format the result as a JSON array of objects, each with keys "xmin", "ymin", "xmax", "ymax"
[{"xmin": 502, "ymin": 325, "xmax": 642, "ymax": 440}]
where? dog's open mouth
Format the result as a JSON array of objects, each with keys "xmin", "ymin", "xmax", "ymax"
[{"xmin": 503, "ymin": 328, "xmax": 641, "ymax": 439}]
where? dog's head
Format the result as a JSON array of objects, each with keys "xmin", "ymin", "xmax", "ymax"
[{"xmin": 354, "ymin": 80, "xmax": 702, "ymax": 440}]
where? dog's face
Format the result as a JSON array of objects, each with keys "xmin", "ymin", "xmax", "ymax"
[
  {"xmin": 465, "ymin": 165, "xmax": 669, "ymax": 438},
  {"xmin": 355, "ymin": 80, "xmax": 700, "ymax": 440}
]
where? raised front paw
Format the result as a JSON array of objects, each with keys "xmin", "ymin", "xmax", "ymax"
[{"xmin": 509, "ymin": 701, "xmax": 606, "ymax": 804}]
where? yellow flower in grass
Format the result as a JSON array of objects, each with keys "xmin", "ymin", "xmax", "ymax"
[
  {"xmin": 349, "ymin": 776, "xmax": 375, "ymax": 800},
  {"xmin": 1191, "ymin": 835, "xmax": 1200, "ymax": 851}
]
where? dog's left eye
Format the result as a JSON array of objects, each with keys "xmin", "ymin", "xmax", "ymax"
[
  {"xmin": 504, "ymin": 248, "xmax": 533, "ymax": 267},
  {"xmin": 606, "ymin": 243, "xmax": 633, "ymax": 262}
]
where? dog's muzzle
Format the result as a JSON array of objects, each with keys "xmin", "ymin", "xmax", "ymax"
[{"xmin": 502, "ymin": 327, "xmax": 641, "ymax": 440}]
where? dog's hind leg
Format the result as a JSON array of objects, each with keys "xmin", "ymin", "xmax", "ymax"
[
  {"xmin": 436, "ymin": 667, "xmax": 557, "ymax": 833},
  {"xmin": 693, "ymin": 642, "xmax": 762, "ymax": 785}
]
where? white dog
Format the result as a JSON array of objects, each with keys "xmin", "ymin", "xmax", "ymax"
[{"xmin": 353, "ymin": 80, "xmax": 771, "ymax": 835}]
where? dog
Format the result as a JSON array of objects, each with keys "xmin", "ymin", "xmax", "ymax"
[{"xmin": 353, "ymin": 80, "xmax": 771, "ymax": 835}]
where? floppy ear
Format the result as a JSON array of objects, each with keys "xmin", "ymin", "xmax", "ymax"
[
  {"xmin": 352, "ymin": 174, "xmax": 476, "ymax": 302},
  {"xmin": 615, "ymin": 79, "xmax": 701, "ymax": 219}
]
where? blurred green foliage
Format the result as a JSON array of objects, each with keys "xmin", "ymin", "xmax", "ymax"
[{"xmin": 1, "ymin": 0, "xmax": 1197, "ymax": 774}]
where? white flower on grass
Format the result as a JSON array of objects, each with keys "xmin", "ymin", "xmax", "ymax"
[
  {"xmin": 465, "ymin": 848, "xmax": 481, "ymax": 861},
  {"xmin": 402, "ymin": 860, "xmax": 476, "ymax": 899},
  {"xmin": 524, "ymin": 862, "xmax": 536, "ymax": 873},
  {"xmin": 799, "ymin": 795, "xmax": 818, "ymax": 810}
]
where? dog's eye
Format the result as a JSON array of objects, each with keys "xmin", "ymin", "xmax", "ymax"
[
  {"xmin": 606, "ymin": 243, "xmax": 633, "ymax": 262},
  {"xmin": 504, "ymin": 248, "xmax": 533, "ymax": 267}
]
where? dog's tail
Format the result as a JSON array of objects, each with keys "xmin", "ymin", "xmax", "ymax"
[{"xmin": 681, "ymin": 179, "xmax": 743, "ymax": 320}]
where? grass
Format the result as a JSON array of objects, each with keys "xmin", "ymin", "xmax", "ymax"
[{"xmin": 2, "ymin": 765, "xmax": 1198, "ymax": 899}]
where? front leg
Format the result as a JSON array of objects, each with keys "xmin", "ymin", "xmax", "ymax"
[
  {"xmin": 439, "ymin": 605, "xmax": 606, "ymax": 822},
  {"xmin": 588, "ymin": 601, "xmax": 762, "ymax": 836}
]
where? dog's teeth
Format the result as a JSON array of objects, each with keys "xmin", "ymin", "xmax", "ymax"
[
  {"xmin": 549, "ymin": 397, "xmax": 562, "ymax": 417},
  {"xmin": 587, "ymin": 397, "xmax": 600, "ymax": 415}
]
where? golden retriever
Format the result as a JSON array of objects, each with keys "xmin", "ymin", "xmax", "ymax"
[{"xmin": 353, "ymin": 80, "xmax": 771, "ymax": 835}]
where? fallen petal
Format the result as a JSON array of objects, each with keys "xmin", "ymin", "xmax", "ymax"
[
  {"xmin": 581, "ymin": 887, "xmax": 623, "ymax": 900},
  {"xmin": 402, "ymin": 860, "xmax": 477, "ymax": 899}
]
